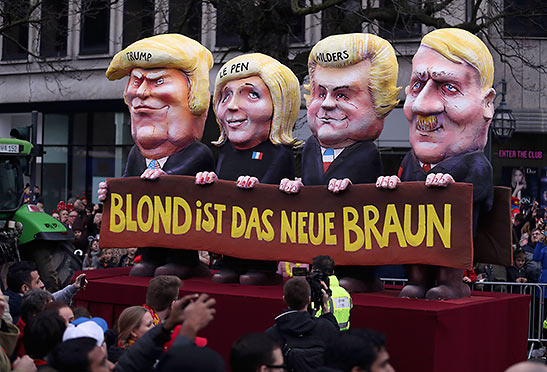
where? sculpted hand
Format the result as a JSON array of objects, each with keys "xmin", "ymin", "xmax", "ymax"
[
  {"xmin": 279, "ymin": 178, "xmax": 303, "ymax": 194},
  {"xmin": 425, "ymin": 173, "xmax": 455, "ymax": 188},
  {"xmin": 328, "ymin": 178, "xmax": 352, "ymax": 193},
  {"xmin": 97, "ymin": 181, "xmax": 108, "ymax": 202},
  {"xmin": 376, "ymin": 176, "xmax": 400, "ymax": 189},
  {"xmin": 141, "ymin": 168, "xmax": 167, "ymax": 180},
  {"xmin": 237, "ymin": 176, "xmax": 259, "ymax": 189},
  {"xmin": 195, "ymin": 171, "xmax": 218, "ymax": 185}
]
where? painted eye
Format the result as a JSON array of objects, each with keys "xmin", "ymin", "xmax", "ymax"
[
  {"xmin": 221, "ymin": 92, "xmax": 231, "ymax": 104},
  {"xmin": 444, "ymin": 83, "xmax": 458, "ymax": 92},
  {"xmin": 249, "ymin": 91, "xmax": 259, "ymax": 99},
  {"xmin": 156, "ymin": 78, "xmax": 164, "ymax": 85},
  {"xmin": 318, "ymin": 91, "xmax": 326, "ymax": 98},
  {"xmin": 132, "ymin": 79, "xmax": 139, "ymax": 86},
  {"xmin": 411, "ymin": 81, "xmax": 422, "ymax": 91},
  {"xmin": 336, "ymin": 93, "xmax": 348, "ymax": 99}
]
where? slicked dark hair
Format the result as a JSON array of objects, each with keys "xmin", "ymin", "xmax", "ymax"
[
  {"xmin": 324, "ymin": 329, "xmax": 386, "ymax": 372},
  {"xmin": 7, "ymin": 261, "xmax": 37, "ymax": 293},
  {"xmin": 24, "ymin": 309, "xmax": 66, "ymax": 359},
  {"xmin": 48, "ymin": 337, "xmax": 97, "ymax": 372},
  {"xmin": 283, "ymin": 277, "xmax": 310, "ymax": 310},
  {"xmin": 230, "ymin": 333, "xmax": 280, "ymax": 372}
]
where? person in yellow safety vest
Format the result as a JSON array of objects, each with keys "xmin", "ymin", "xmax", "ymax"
[{"xmin": 312, "ymin": 255, "xmax": 353, "ymax": 330}]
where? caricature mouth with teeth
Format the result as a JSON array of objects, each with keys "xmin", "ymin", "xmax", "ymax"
[{"xmin": 416, "ymin": 115, "xmax": 441, "ymax": 132}]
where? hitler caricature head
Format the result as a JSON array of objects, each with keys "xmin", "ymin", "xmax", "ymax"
[
  {"xmin": 306, "ymin": 33, "xmax": 400, "ymax": 148},
  {"xmin": 212, "ymin": 53, "xmax": 301, "ymax": 150},
  {"xmin": 404, "ymin": 28, "xmax": 496, "ymax": 164},
  {"xmin": 106, "ymin": 34, "xmax": 213, "ymax": 159}
]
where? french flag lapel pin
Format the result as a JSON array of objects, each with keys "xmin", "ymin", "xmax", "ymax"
[{"xmin": 251, "ymin": 151, "xmax": 263, "ymax": 160}]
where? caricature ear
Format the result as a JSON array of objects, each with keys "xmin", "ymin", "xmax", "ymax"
[
  {"xmin": 483, "ymin": 88, "xmax": 496, "ymax": 121},
  {"xmin": 405, "ymin": 85, "xmax": 410, "ymax": 96}
]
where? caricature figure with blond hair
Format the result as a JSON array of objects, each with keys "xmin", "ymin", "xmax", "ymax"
[
  {"xmin": 281, "ymin": 33, "xmax": 401, "ymax": 292},
  {"xmin": 98, "ymin": 34, "xmax": 215, "ymax": 278},
  {"xmin": 377, "ymin": 28, "xmax": 496, "ymax": 300},
  {"xmin": 195, "ymin": 53, "xmax": 300, "ymax": 285}
]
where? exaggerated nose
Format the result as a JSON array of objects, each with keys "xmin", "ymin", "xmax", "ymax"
[
  {"xmin": 227, "ymin": 94, "xmax": 239, "ymax": 111},
  {"xmin": 412, "ymin": 82, "xmax": 444, "ymax": 115},
  {"xmin": 320, "ymin": 92, "xmax": 336, "ymax": 110},
  {"xmin": 136, "ymin": 80, "xmax": 150, "ymax": 98}
]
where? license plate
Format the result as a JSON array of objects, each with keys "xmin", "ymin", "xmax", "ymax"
[{"xmin": 0, "ymin": 144, "xmax": 20, "ymax": 153}]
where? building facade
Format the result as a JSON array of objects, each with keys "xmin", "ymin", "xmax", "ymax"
[{"xmin": 0, "ymin": 0, "xmax": 546, "ymax": 212}]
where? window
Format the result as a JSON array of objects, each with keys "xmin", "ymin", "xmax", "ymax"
[
  {"xmin": 2, "ymin": 0, "xmax": 30, "ymax": 61},
  {"xmin": 378, "ymin": 0, "xmax": 421, "ymax": 40},
  {"xmin": 80, "ymin": 0, "xmax": 110, "ymax": 55},
  {"xmin": 168, "ymin": 0, "xmax": 202, "ymax": 42},
  {"xmin": 504, "ymin": 0, "xmax": 547, "ymax": 37},
  {"xmin": 40, "ymin": 0, "xmax": 69, "ymax": 57},
  {"xmin": 321, "ymin": 0, "xmax": 362, "ymax": 38},
  {"xmin": 123, "ymin": 0, "xmax": 155, "ymax": 48},
  {"xmin": 215, "ymin": 1, "xmax": 241, "ymax": 48}
]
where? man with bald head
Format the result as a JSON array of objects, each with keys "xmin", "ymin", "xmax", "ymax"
[
  {"xmin": 505, "ymin": 362, "xmax": 547, "ymax": 372},
  {"xmin": 99, "ymin": 34, "xmax": 215, "ymax": 278},
  {"xmin": 377, "ymin": 28, "xmax": 496, "ymax": 300}
]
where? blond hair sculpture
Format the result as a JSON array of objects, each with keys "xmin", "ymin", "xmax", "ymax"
[
  {"xmin": 306, "ymin": 33, "xmax": 400, "ymax": 118},
  {"xmin": 106, "ymin": 34, "xmax": 213, "ymax": 116},
  {"xmin": 420, "ymin": 28, "xmax": 494, "ymax": 92},
  {"xmin": 213, "ymin": 53, "xmax": 301, "ymax": 147}
]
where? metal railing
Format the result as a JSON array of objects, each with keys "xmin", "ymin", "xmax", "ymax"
[{"xmin": 379, "ymin": 278, "xmax": 547, "ymax": 359}]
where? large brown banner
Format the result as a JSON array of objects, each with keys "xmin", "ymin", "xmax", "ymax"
[{"xmin": 100, "ymin": 176, "xmax": 478, "ymax": 269}]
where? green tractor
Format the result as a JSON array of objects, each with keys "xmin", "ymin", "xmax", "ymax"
[{"xmin": 0, "ymin": 133, "xmax": 81, "ymax": 291}]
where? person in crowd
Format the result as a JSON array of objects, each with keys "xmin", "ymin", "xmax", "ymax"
[
  {"xmin": 23, "ymin": 309, "xmax": 66, "ymax": 367},
  {"xmin": 265, "ymin": 277, "xmax": 338, "ymax": 372},
  {"xmin": 230, "ymin": 333, "xmax": 284, "ymax": 372},
  {"xmin": 108, "ymin": 306, "xmax": 154, "ymax": 363},
  {"xmin": 144, "ymin": 276, "xmax": 182, "ymax": 324},
  {"xmin": 462, "ymin": 269, "xmax": 477, "ymax": 286},
  {"xmin": 48, "ymin": 337, "xmax": 113, "ymax": 372},
  {"xmin": 44, "ymin": 301, "xmax": 75, "ymax": 327},
  {"xmin": 98, "ymin": 249, "xmax": 118, "ymax": 269},
  {"xmin": 58, "ymin": 209, "xmax": 69, "ymax": 226},
  {"xmin": 320, "ymin": 329, "xmax": 395, "ymax": 372},
  {"xmin": 523, "ymin": 228, "xmax": 543, "ymax": 280},
  {"xmin": 0, "ymin": 288, "xmax": 36, "ymax": 372},
  {"xmin": 51, "ymin": 212, "xmax": 60, "ymax": 221},
  {"xmin": 505, "ymin": 361, "xmax": 547, "ymax": 372},
  {"xmin": 154, "ymin": 294, "xmax": 221, "ymax": 372},
  {"xmin": 533, "ymin": 228, "xmax": 547, "ymax": 291},
  {"xmin": 84, "ymin": 239, "xmax": 101, "ymax": 270},
  {"xmin": 5, "ymin": 262, "xmax": 85, "ymax": 323},
  {"xmin": 16, "ymin": 290, "xmax": 55, "ymax": 358},
  {"xmin": 507, "ymin": 249, "xmax": 534, "ymax": 284},
  {"xmin": 311, "ymin": 255, "xmax": 352, "ymax": 330},
  {"xmin": 67, "ymin": 210, "xmax": 78, "ymax": 230},
  {"xmin": 119, "ymin": 248, "xmax": 138, "ymax": 268}
]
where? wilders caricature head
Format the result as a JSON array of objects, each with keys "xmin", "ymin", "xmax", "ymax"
[
  {"xmin": 305, "ymin": 33, "xmax": 400, "ymax": 148},
  {"xmin": 212, "ymin": 53, "xmax": 301, "ymax": 150},
  {"xmin": 404, "ymin": 28, "xmax": 496, "ymax": 164},
  {"xmin": 106, "ymin": 34, "xmax": 213, "ymax": 159}
]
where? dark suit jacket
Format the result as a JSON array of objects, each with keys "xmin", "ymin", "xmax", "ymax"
[
  {"xmin": 123, "ymin": 142, "xmax": 214, "ymax": 177},
  {"xmin": 302, "ymin": 135, "xmax": 382, "ymax": 185},
  {"xmin": 399, "ymin": 150, "xmax": 493, "ymax": 234},
  {"xmin": 215, "ymin": 140, "xmax": 295, "ymax": 184}
]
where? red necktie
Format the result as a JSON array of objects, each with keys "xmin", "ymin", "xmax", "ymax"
[{"xmin": 422, "ymin": 163, "xmax": 431, "ymax": 172}]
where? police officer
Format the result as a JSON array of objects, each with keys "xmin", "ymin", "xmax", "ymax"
[{"xmin": 312, "ymin": 255, "xmax": 352, "ymax": 330}]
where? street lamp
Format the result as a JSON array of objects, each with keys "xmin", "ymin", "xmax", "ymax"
[{"xmin": 491, "ymin": 79, "xmax": 516, "ymax": 139}]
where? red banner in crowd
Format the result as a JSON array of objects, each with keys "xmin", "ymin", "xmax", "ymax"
[{"xmin": 99, "ymin": 176, "xmax": 479, "ymax": 269}]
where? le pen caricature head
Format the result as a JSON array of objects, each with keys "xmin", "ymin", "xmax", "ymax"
[
  {"xmin": 212, "ymin": 53, "xmax": 301, "ymax": 148},
  {"xmin": 306, "ymin": 33, "xmax": 401, "ymax": 119},
  {"xmin": 106, "ymin": 33, "xmax": 213, "ymax": 117}
]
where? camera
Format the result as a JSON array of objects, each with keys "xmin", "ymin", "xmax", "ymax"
[{"xmin": 293, "ymin": 267, "xmax": 332, "ymax": 312}]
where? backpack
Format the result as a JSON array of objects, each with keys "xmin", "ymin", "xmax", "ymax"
[{"xmin": 275, "ymin": 327, "xmax": 326, "ymax": 372}]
